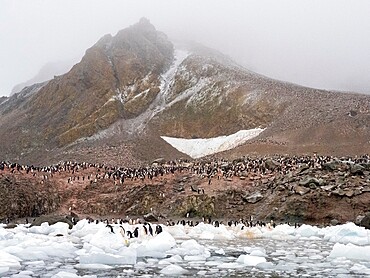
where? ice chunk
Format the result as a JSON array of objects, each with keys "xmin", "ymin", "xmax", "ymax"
[
  {"xmin": 350, "ymin": 263, "xmax": 370, "ymax": 275},
  {"xmin": 236, "ymin": 254, "xmax": 266, "ymax": 266},
  {"xmin": 74, "ymin": 263, "xmax": 113, "ymax": 269},
  {"xmin": 79, "ymin": 249, "xmax": 137, "ymax": 265},
  {"xmin": 296, "ymin": 224, "xmax": 319, "ymax": 238},
  {"xmin": 160, "ymin": 264, "xmax": 188, "ymax": 275},
  {"xmin": 250, "ymin": 249, "xmax": 266, "ymax": 257},
  {"xmin": 0, "ymin": 267, "xmax": 9, "ymax": 274},
  {"xmin": 218, "ymin": 262, "xmax": 244, "ymax": 269},
  {"xmin": 215, "ymin": 248, "xmax": 225, "ymax": 255},
  {"xmin": 28, "ymin": 222, "xmax": 53, "ymax": 235},
  {"xmin": 322, "ymin": 223, "xmax": 370, "ymax": 245},
  {"xmin": 51, "ymin": 271, "xmax": 79, "ymax": 278},
  {"xmin": 0, "ymin": 250, "xmax": 21, "ymax": 268},
  {"xmin": 329, "ymin": 243, "xmax": 370, "ymax": 260},
  {"xmin": 255, "ymin": 261, "xmax": 275, "ymax": 270},
  {"xmin": 145, "ymin": 231, "xmax": 176, "ymax": 252}
]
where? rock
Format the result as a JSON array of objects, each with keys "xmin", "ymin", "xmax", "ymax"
[
  {"xmin": 173, "ymin": 183, "xmax": 185, "ymax": 192},
  {"xmin": 359, "ymin": 212, "xmax": 370, "ymax": 229},
  {"xmin": 265, "ymin": 159, "xmax": 280, "ymax": 171},
  {"xmin": 297, "ymin": 164, "xmax": 310, "ymax": 174},
  {"xmin": 143, "ymin": 213, "xmax": 159, "ymax": 222},
  {"xmin": 360, "ymin": 163, "xmax": 370, "ymax": 170},
  {"xmin": 294, "ymin": 185, "xmax": 310, "ymax": 195},
  {"xmin": 30, "ymin": 215, "xmax": 74, "ymax": 229},
  {"xmin": 332, "ymin": 189, "xmax": 345, "ymax": 197},
  {"xmin": 299, "ymin": 176, "xmax": 321, "ymax": 187},
  {"xmin": 323, "ymin": 161, "xmax": 345, "ymax": 171},
  {"xmin": 242, "ymin": 192, "xmax": 263, "ymax": 204},
  {"xmin": 330, "ymin": 219, "xmax": 340, "ymax": 226},
  {"xmin": 4, "ymin": 223, "xmax": 17, "ymax": 229},
  {"xmin": 355, "ymin": 215, "xmax": 365, "ymax": 225},
  {"xmin": 344, "ymin": 190, "xmax": 355, "ymax": 198},
  {"xmin": 190, "ymin": 184, "xmax": 199, "ymax": 192},
  {"xmin": 321, "ymin": 184, "xmax": 337, "ymax": 191},
  {"xmin": 152, "ymin": 158, "xmax": 165, "ymax": 165},
  {"xmin": 350, "ymin": 164, "xmax": 365, "ymax": 175}
]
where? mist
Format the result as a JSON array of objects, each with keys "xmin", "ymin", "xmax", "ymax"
[{"xmin": 1, "ymin": 0, "xmax": 370, "ymax": 97}]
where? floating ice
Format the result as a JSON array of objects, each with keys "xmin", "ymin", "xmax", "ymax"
[
  {"xmin": 160, "ymin": 264, "xmax": 188, "ymax": 275},
  {"xmin": 0, "ymin": 250, "xmax": 22, "ymax": 269},
  {"xmin": 329, "ymin": 243, "xmax": 370, "ymax": 261},
  {"xmin": 79, "ymin": 249, "xmax": 137, "ymax": 265},
  {"xmin": 1, "ymin": 220, "xmax": 370, "ymax": 276},
  {"xmin": 236, "ymin": 254, "xmax": 267, "ymax": 266}
]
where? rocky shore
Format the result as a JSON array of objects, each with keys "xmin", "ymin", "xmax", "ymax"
[{"xmin": 1, "ymin": 155, "xmax": 369, "ymax": 228}]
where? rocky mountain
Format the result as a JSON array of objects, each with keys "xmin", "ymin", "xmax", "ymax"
[
  {"xmin": 0, "ymin": 18, "xmax": 369, "ymax": 165},
  {"xmin": 10, "ymin": 60, "xmax": 75, "ymax": 96},
  {"xmin": 0, "ymin": 96, "xmax": 7, "ymax": 105}
]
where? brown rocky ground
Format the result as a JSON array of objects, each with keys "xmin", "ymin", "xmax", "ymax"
[{"xmin": 1, "ymin": 157, "xmax": 369, "ymax": 226}]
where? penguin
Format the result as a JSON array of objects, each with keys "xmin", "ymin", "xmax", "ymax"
[
  {"xmin": 143, "ymin": 225, "xmax": 148, "ymax": 235},
  {"xmin": 127, "ymin": 231, "xmax": 134, "ymax": 238},
  {"xmin": 133, "ymin": 227, "xmax": 139, "ymax": 238},
  {"xmin": 148, "ymin": 223, "xmax": 153, "ymax": 236},
  {"xmin": 119, "ymin": 225, "xmax": 126, "ymax": 236},
  {"xmin": 155, "ymin": 225, "xmax": 163, "ymax": 234},
  {"xmin": 106, "ymin": 224, "xmax": 115, "ymax": 234}
]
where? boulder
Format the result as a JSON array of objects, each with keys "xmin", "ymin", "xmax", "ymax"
[
  {"xmin": 30, "ymin": 215, "xmax": 74, "ymax": 229},
  {"xmin": 152, "ymin": 158, "xmax": 166, "ymax": 164},
  {"xmin": 143, "ymin": 213, "xmax": 159, "ymax": 222},
  {"xmin": 359, "ymin": 212, "xmax": 370, "ymax": 229},
  {"xmin": 294, "ymin": 185, "xmax": 310, "ymax": 196},
  {"xmin": 332, "ymin": 189, "xmax": 346, "ymax": 197},
  {"xmin": 242, "ymin": 192, "xmax": 263, "ymax": 204},
  {"xmin": 265, "ymin": 159, "xmax": 280, "ymax": 171},
  {"xmin": 350, "ymin": 164, "xmax": 365, "ymax": 175},
  {"xmin": 323, "ymin": 161, "xmax": 345, "ymax": 171},
  {"xmin": 299, "ymin": 177, "xmax": 321, "ymax": 187},
  {"xmin": 330, "ymin": 219, "xmax": 340, "ymax": 226},
  {"xmin": 355, "ymin": 215, "xmax": 365, "ymax": 225},
  {"xmin": 4, "ymin": 223, "xmax": 17, "ymax": 229},
  {"xmin": 297, "ymin": 164, "xmax": 310, "ymax": 174}
]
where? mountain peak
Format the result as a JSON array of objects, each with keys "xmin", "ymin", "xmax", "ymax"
[{"xmin": 135, "ymin": 17, "xmax": 155, "ymax": 30}]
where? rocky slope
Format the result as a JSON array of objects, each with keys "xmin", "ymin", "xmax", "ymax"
[
  {"xmin": 0, "ymin": 18, "xmax": 369, "ymax": 166},
  {"xmin": 1, "ymin": 156, "xmax": 369, "ymax": 226}
]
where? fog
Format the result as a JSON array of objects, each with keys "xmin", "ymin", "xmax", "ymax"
[{"xmin": 1, "ymin": 0, "xmax": 370, "ymax": 97}]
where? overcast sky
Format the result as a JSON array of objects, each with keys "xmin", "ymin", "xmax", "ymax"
[{"xmin": 1, "ymin": 0, "xmax": 370, "ymax": 97}]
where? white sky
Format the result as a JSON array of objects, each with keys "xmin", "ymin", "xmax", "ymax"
[{"xmin": 1, "ymin": 0, "xmax": 370, "ymax": 96}]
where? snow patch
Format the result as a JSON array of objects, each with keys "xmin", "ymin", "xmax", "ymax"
[{"xmin": 161, "ymin": 128, "xmax": 265, "ymax": 158}]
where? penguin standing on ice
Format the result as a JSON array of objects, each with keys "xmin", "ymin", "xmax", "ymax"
[
  {"xmin": 133, "ymin": 227, "xmax": 139, "ymax": 238},
  {"xmin": 155, "ymin": 224, "xmax": 163, "ymax": 234},
  {"xmin": 106, "ymin": 224, "xmax": 115, "ymax": 234}
]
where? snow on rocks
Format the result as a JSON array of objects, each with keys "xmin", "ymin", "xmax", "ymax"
[{"xmin": 161, "ymin": 128, "xmax": 265, "ymax": 158}]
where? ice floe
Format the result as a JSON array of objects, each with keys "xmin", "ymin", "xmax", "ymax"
[{"xmin": 0, "ymin": 220, "xmax": 369, "ymax": 277}]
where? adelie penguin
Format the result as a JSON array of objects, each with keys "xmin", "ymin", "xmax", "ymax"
[
  {"xmin": 155, "ymin": 225, "xmax": 163, "ymax": 234},
  {"xmin": 133, "ymin": 227, "xmax": 139, "ymax": 238},
  {"xmin": 106, "ymin": 224, "xmax": 115, "ymax": 234}
]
